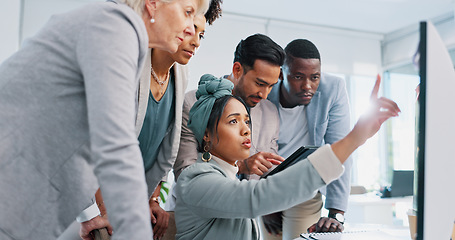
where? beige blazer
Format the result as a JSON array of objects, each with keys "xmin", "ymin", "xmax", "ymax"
[{"xmin": 135, "ymin": 49, "xmax": 189, "ymax": 196}]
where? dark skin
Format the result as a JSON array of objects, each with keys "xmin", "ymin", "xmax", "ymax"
[
  {"xmin": 261, "ymin": 209, "xmax": 344, "ymax": 235},
  {"xmin": 262, "ymin": 56, "xmax": 345, "ymax": 235}
]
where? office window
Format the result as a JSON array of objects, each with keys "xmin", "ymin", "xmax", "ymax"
[
  {"xmin": 344, "ymin": 73, "xmax": 419, "ymax": 189},
  {"xmin": 322, "ymin": 73, "xmax": 419, "ymax": 190},
  {"xmin": 383, "ymin": 72, "xmax": 420, "ymax": 173},
  {"xmin": 346, "ymin": 75, "xmax": 385, "ymax": 189}
]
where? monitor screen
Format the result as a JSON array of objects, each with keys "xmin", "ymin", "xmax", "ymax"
[{"xmin": 416, "ymin": 21, "xmax": 455, "ymax": 240}]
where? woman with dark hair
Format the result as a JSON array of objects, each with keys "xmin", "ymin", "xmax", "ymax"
[{"xmin": 174, "ymin": 74, "xmax": 400, "ymax": 239}]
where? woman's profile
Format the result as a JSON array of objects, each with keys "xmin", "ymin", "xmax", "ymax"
[{"xmin": 174, "ymin": 74, "xmax": 400, "ymax": 240}]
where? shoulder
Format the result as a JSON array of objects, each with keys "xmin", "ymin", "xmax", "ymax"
[
  {"xmin": 74, "ymin": 2, "xmax": 146, "ymax": 44},
  {"xmin": 254, "ymin": 99, "xmax": 278, "ymax": 115},
  {"xmin": 184, "ymin": 90, "xmax": 197, "ymax": 105},
  {"xmin": 177, "ymin": 161, "xmax": 224, "ymax": 184},
  {"xmin": 319, "ymin": 73, "xmax": 346, "ymax": 90}
]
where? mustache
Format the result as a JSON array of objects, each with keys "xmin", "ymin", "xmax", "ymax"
[{"xmin": 249, "ymin": 94, "xmax": 262, "ymax": 99}]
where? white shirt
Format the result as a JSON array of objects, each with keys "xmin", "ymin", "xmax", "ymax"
[
  {"xmin": 277, "ymin": 104, "xmax": 311, "ymax": 158},
  {"xmin": 212, "ymin": 156, "xmax": 239, "ymax": 181}
]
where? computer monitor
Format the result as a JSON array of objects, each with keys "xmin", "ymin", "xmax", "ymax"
[
  {"xmin": 390, "ymin": 170, "xmax": 414, "ymax": 197},
  {"xmin": 416, "ymin": 21, "xmax": 455, "ymax": 240}
]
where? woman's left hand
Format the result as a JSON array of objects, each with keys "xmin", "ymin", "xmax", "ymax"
[{"xmin": 149, "ymin": 199, "xmax": 169, "ymax": 240}]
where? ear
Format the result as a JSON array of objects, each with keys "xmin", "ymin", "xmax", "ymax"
[
  {"xmin": 144, "ymin": 0, "xmax": 157, "ymax": 17},
  {"xmin": 203, "ymin": 130, "xmax": 211, "ymax": 143},
  {"xmin": 232, "ymin": 62, "xmax": 243, "ymax": 81}
]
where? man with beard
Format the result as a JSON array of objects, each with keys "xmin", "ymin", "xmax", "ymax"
[
  {"xmin": 261, "ymin": 39, "xmax": 353, "ymax": 240},
  {"xmin": 172, "ymin": 33, "xmax": 286, "ymax": 183}
]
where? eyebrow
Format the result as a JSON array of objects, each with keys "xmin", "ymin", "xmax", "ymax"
[
  {"xmin": 227, "ymin": 113, "xmax": 249, "ymax": 118},
  {"xmin": 227, "ymin": 113, "xmax": 241, "ymax": 118},
  {"xmin": 256, "ymin": 78, "xmax": 274, "ymax": 86}
]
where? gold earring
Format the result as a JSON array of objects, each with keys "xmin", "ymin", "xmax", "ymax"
[{"xmin": 202, "ymin": 143, "xmax": 212, "ymax": 162}]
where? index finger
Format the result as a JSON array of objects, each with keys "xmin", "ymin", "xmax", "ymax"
[
  {"xmin": 370, "ymin": 74, "xmax": 381, "ymax": 101},
  {"xmin": 260, "ymin": 152, "xmax": 285, "ymax": 162}
]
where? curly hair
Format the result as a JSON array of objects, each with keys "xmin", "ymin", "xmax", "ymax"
[{"xmin": 205, "ymin": 0, "xmax": 223, "ymax": 25}]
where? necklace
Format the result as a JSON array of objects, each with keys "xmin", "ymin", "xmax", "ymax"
[
  {"xmin": 151, "ymin": 66, "xmax": 169, "ymax": 86},
  {"xmin": 150, "ymin": 66, "xmax": 169, "ymax": 97}
]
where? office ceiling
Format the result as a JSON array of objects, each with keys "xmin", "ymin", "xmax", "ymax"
[{"xmin": 221, "ymin": 0, "xmax": 455, "ymax": 34}]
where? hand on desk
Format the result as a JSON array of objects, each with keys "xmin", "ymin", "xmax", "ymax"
[
  {"xmin": 238, "ymin": 152, "xmax": 284, "ymax": 176},
  {"xmin": 262, "ymin": 211, "xmax": 283, "ymax": 236},
  {"xmin": 307, "ymin": 217, "xmax": 344, "ymax": 233}
]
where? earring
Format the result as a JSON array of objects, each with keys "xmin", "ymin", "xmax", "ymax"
[
  {"xmin": 150, "ymin": 17, "xmax": 155, "ymax": 24},
  {"xmin": 202, "ymin": 143, "xmax": 212, "ymax": 162}
]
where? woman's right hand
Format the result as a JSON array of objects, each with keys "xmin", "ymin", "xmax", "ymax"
[
  {"xmin": 331, "ymin": 75, "xmax": 400, "ymax": 163},
  {"xmin": 79, "ymin": 215, "xmax": 113, "ymax": 240}
]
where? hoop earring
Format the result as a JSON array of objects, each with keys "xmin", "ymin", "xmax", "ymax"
[
  {"xmin": 202, "ymin": 143, "xmax": 212, "ymax": 162},
  {"xmin": 150, "ymin": 17, "xmax": 155, "ymax": 24}
]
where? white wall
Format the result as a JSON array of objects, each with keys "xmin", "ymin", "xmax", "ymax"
[
  {"xmin": 186, "ymin": 13, "xmax": 384, "ymax": 91},
  {"xmin": 2, "ymin": 1, "xmax": 396, "ymax": 93},
  {"xmin": 0, "ymin": 0, "xmax": 21, "ymax": 63},
  {"xmin": 382, "ymin": 13, "xmax": 455, "ymax": 72},
  {"xmin": 21, "ymin": 0, "xmax": 101, "ymax": 42}
]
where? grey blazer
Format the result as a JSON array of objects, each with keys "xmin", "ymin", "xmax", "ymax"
[
  {"xmin": 175, "ymin": 146, "xmax": 344, "ymax": 240},
  {"xmin": 0, "ymin": 2, "xmax": 153, "ymax": 239},
  {"xmin": 173, "ymin": 90, "xmax": 279, "ymax": 180},
  {"xmin": 135, "ymin": 49, "xmax": 189, "ymax": 196},
  {"xmin": 268, "ymin": 72, "xmax": 353, "ymax": 211}
]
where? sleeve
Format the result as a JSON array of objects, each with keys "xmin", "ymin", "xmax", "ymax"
[
  {"xmin": 173, "ymin": 91, "xmax": 199, "ymax": 181},
  {"xmin": 76, "ymin": 7, "xmax": 152, "ymax": 239},
  {"xmin": 323, "ymin": 77, "xmax": 353, "ymax": 212},
  {"xmin": 178, "ymin": 146, "xmax": 343, "ymax": 219},
  {"xmin": 76, "ymin": 202, "xmax": 100, "ymax": 223}
]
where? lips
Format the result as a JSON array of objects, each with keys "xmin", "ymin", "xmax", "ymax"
[
  {"xmin": 242, "ymin": 139, "xmax": 251, "ymax": 149},
  {"xmin": 297, "ymin": 92, "xmax": 313, "ymax": 100},
  {"xmin": 249, "ymin": 96, "xmax": 262, "ymax": 104},
  {"xmin": 183, "ymin": 49, "xmax": 194, "ymax": 58}
]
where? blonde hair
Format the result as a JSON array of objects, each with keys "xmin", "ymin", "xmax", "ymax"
[{"xmin": 120, "ymin": 0, "xmax": 209, "ymax": 17}]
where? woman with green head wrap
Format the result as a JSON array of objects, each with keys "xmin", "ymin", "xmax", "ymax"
[{"xmin": 174, "ymin": 75, "xmax": 400, "ymax": 240}]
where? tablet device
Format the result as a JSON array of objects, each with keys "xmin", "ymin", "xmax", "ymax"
[{"xmin": 261, "ymin": 145, "xmax": 318, "ymax": 179}]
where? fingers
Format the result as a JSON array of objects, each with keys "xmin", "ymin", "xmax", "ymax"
[
  {"xmin": 150, "ymin": 206, "xmax": 169, "ymax": 240},
  {"xmin": 260, "ymin": 152, "xmax": 285, "ymax": 163},
  {"xmin": 246, "ymin": 152, "xmax": 285, "ymax": 175},
  {"xmin": 370, "ymin": 74, "xmax": 381, "ymax": 101},
  {"xmin": 315, "ymin": 217, "xmax": 343, "ymax": 233},
  {"xmin": 106, "ymin": 225, "xmax": 113, "ymax": 236},
  {"xmin": 307, "ymin": 223, "xmax": 317, "ymax": 233},
  {"xmin": 377, "ymin": 97, "xmax": 401, "ymax": 116},
  {"xmin": 153, "ymin": 212, "xmax": 169, "ymax": 239}
]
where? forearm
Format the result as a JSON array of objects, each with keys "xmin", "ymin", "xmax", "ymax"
[{"xmin": 330, "ymin": 130, "xmax": 365, "ymax": 164}]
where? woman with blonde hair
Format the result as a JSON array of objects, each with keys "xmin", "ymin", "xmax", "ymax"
[
  {"xmin": 0, "ymin": 0, "xmax": 209, "ymax": 239},
  {"xmin": 82, "ymin": 1, "xmax": 223, "ymax": 239}
]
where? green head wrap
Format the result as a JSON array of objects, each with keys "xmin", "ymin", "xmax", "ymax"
[{"xmin": 188, "ymin": 74, "xmax": 234, "ymax": 145}]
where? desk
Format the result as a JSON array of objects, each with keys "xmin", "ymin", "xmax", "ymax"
[
  {"xmin": 294, "ymin": 223, "xmax": 411, "ymax": 239},
  {"xmin": 345, "ymin": 194, "xmax": 413, "ymax": 226}
]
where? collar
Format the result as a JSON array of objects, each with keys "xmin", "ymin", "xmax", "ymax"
[{"xmin": 211, "ymin": 155, "xmax": 239, "ymax": 180}]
